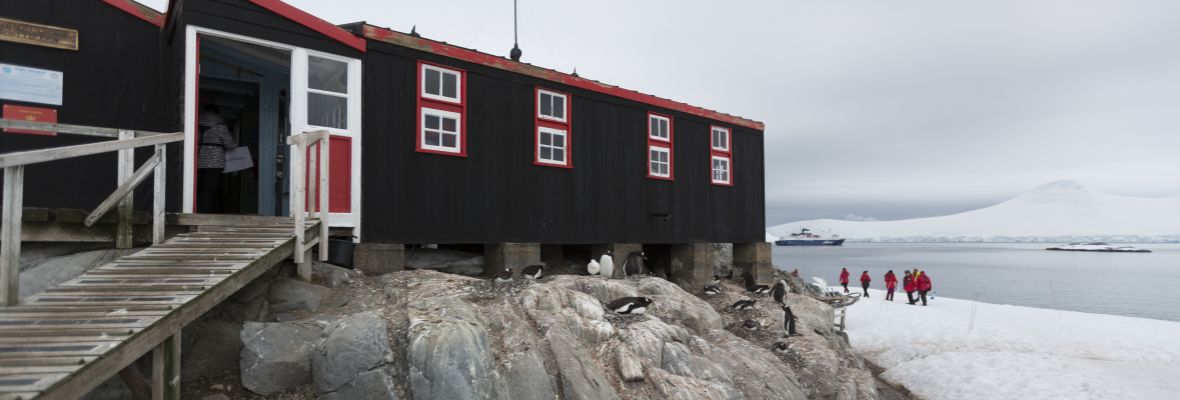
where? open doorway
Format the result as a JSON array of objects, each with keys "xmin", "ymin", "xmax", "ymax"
[{"xmin": 196, "ymin": 35, "xmax": 291, "ymax": 216}]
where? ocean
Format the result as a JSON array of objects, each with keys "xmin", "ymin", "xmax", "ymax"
[{"xmin": 772, "ymin": 243, "xmax": 1180, "ymax": 322}]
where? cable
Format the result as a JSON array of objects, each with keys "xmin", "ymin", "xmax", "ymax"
[
  {"xmin": 467, "ymin": 0, "xmax": 508, "ymax": 48},
  {"xmin": 521, "ymin": 0, "xmax": 562, "ymax": 69}
]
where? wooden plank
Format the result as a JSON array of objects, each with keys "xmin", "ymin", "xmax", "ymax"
[
  {"xmin": 318, "ymin": 135, "xmax": 329, "ymax": 262},
  {"xmin": 86, "ymin": 152, "xmax": 160, "ymax": 228},
  {"xmin": 0, "ymin": 133, "xmax": 183, "ymax": 169},
  {"xmin": 0, "ymin": 357, "xmax": 92, "ymax": 367},
  {"xmin": 0, "ymin": 373, "xmax": 69, "ymax": 392},
  {"xmin": 0, "ymin": 310, "xmax": 170, "ymax": 319},
  {"xmin": 0, "ymin": 329, "xmax": 135, "ymax": 342},
  {"xmin": 153, "ymin": 144, "xmax": 166, "ymax": 245},
  {"xmin": 168, "ymin": 213, "xmax": 294, "ymax": 227},
  {"xmin": 116, "ymin": 130, "xmax": 135, "ymax": 249},
  {"xmin": 0, "ymin": 365, "xmax": 81, "ymax": 376},
  {"xmin": 0, "ymin": 120, "xmax": 176, "ymax": 139},
  {"xmin": 150, "ymin": 332, "xmax": 179, "ymax": 400},
  {"xmin": 1, "ymin": 166, "xmax": 24, "ymax": 307},
  {"xmin": 0, "ymin": 392, "xmax": 42, "ymax": 400},
  {"xmin": 0, "ymin": 318, "xmax": 158, "ymax": 331}
]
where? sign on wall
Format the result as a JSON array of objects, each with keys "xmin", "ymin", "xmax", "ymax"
[
  {"xmin": 2, "ymin": 104, "xmax": 57, "ymax": 136},
  {"xmin": 0, "ymin": 17, "xmax": 78, "ymax": 51},
  {"xmin": 0, "ymin": 63, "xmax": 64, "ymax": 106}
]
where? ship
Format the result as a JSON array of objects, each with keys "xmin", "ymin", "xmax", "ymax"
[{"xmin": 775, "ymin": 228, "xmax": 845, "ymax": 246}]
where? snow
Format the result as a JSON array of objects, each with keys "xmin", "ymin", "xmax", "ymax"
[
  {"xmin": 843, "ymin": 288, "xmax": 1180, "ymax": 400},
  {"xmin": 769, "ymin": 180, "xmax": 1180, "ymax": 242}
]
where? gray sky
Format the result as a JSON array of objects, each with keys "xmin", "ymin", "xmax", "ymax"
[{"xmin": 142, "ymin": 0, "xmax": 1180, "ymax": 224}]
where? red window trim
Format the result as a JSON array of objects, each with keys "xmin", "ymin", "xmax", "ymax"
[
  {"xmin": 647, "ymin": 112, "xmax": 674, "ymax": 180},
  {"xmin": 710, "ymin": 125, "xmax": 731, "ymax": 153},
  {"xmin": 709, "ymin": 125, "xmax": 733, "ymax": 186},
  {"xmin": 415, "ymin": 61, "xmax": 467, "ymax": 157},
  {"xmin": 534, "ymin": 87, "xmax": 572, "ymax": 168},
  {"xmin": 710, "ymin": 154, "xmax": 734, "ymax": 186}
]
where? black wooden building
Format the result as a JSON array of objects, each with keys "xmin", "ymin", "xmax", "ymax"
[{"xmin": 1, "ymin": 0, "xmax": 768, "ymax": 265}]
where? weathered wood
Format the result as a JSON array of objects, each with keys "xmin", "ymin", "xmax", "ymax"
[
  {"xmin": 1, "ymin": 166, "xmax": 24, "ymax": 307},
  {"xmin": 168, "ymin": 213, "xmax": 294, "ymax": 227},
  {"xmin": 318, "ymin": 134, "xmax": 330, "ymax": 262},
  {"xmin": 0, "ymin": 133, "xmax": 183, "ymax": 169},
  {"xmin": 152, "ymin": 144, "xmax": 166, "ymax": 245},
  {"xmin": 116, "ymin": 130, "xmax": 135, "ymax": 249},
  {"xmin": 17, "ymin": 208, "xmax": 52, "ymax": 223},
  {"xmin": 291, "ymin": 138, "xmax": 305, "ymax": 265},
  {"xmin": 150, "ymin": 332, "xmax": 179, "ymax": 400},
  {"xmin": 118, "ymin": 363, "xmax": 152, "ymax": 400},
  {"xmin": 0, "ymin": 120, "xmax": 176, "ymax": 139},
  {"xmin": 86, "ymin": 153, "xmax": 161, "ymax": 228}
]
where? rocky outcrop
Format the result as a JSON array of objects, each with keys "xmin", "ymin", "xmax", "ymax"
[{"xmin": 239, "ymin": 320, "xmax": 324, "ymax": 395}]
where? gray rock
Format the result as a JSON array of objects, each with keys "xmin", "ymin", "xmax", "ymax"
[
  {"xmin": 239, "ymin": 321, "xmax": 323, "ymax": 395},
  {"xmin": 313, "ymin": 261, "xmax": 363, "ymax": 288},
  {"xmin": 267, "ymin": 278, "xmax": 330, "ymax": 314},
  {"xmin": 404, "ymin": 248, "xmax": 485, "ymax": 275},
  {"xmin": 321, "ymin": 367, "xmax": 398, "ymax": 400},
  {"xmin": 406, "ymin": 298, "xmax": 500, "ymax": 400},
  {"xmin": 182, "ymin": 319, "xmax": 242, "ymax": 382},
  {"xmin": 20, "ymin": 248, "xmax": 139, "ymax": 299},
  {"xmin": 546, "ymin": 324, "xmax": 621, "ymax": 400},
  {"xmin": 201, "ymin": 395, "xmax": 230, "ymax": 400},
  {"xmin": 501, "ymin": 348, "xmax": 557, "ymax": 400},
  {"xmin": 615, "ymin": 345, "xmax": 645, "ymax": 382},
  {"xmin": 312, "ymin": 311, "xmax": 392, "ymax": 393}
]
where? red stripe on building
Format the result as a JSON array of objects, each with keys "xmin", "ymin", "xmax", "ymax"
[
  {"xmin": 102, "ymin": 0, "xmax": 165, "ymax": 27},
  {"xmin": 248, "ymin": 0, "xmax": 366, "ymax": 52}
]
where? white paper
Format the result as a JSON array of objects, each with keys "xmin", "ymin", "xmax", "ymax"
[
  {"xmin": 0, "ymin": 63, "xmax": 63, "ymax": 106},
  {"xmin": 223, "ymin": 147, "xmax": 254, "ymax": 173}
]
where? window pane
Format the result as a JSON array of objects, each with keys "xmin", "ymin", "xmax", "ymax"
[
  {"xmin": 553, "ymin": 97, "xmax": 565, "ymax": 119},
  {"xmin": 442, "ymin": 117, "xmax": 456, "ymax": 133},
  {"xmin": 650, "ymin": 149, "xmax": 659, "ymax": 160},
  {"xmin": 650, "ymin": 118, "xmax": 658, "ymax": 136},
  {"xmin": 309, "ymin": 56, "xmax": 347, "ymax": 93},
  {"xmin": 425, "ymin": 68, "xmax": 440, "ymax": 96},
  {"xmin": 442, "ymin": 133, "xmax": 457, "ymax": 148},
  {"xmin": 553, "ymin": 149, "xmax": 564, "ymax": 162},
  {"xmin": 442, "ymin": 73, "xmax": 457, "ymax": 99},
  {"xmin": 660, "ymin": 120, "xmax": 668, "ymax": 137},
  {"xmin": 540, "ymin": 147, "xmax": 552, "ymax": 160},
  {"xmin": 425, "ymin": 115, "xmax": 440, "ymax": 130},
  {"xmin": 554, "ymin": 134, "xmax": 565, "ymax": 148},
  {"xmin": 541, "ymin": 132, "xmax": 552, "ymax": 145},
  {"xmin": 425, "ymin": 131, "xmax": 440, "ymax": 146},
  {"xmin": 540, "ymin": 94, "xmax": 552, "ymax": 117},
  {"xmin": 308, "ymin": 92, "xmax": 347, "ymax": 129}
]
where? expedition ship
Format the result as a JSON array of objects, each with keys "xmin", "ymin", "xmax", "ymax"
[{"xmin": 775, "ymin": 228, "xmax": 845, "ymax": 246}]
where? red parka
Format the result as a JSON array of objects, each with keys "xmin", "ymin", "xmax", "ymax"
[
  {"xmin": 884, "ymin": 272, "xmax": 897, "ymax": 289},
  {"xmin": 902, "ymin": 275, "xmax": 916, "ymax": 292},
  {"xmin": 839, "ymin": 269, "xmax": 850, "ymax": 284},
  {"xmin": 859, "ymin": 272, "xmax": 871, "ymax": 283},
  {"xmin": 917, "ymin": 273, "xmax": 932, "ymax": 292}
]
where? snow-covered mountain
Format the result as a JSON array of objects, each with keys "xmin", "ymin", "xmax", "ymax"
[{"xmin": 768, "ymin": 180, "xmax": 1180, "ymax": 242}]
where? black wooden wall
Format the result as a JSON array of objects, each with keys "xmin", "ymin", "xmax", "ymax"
[{"xmin": 360, "ymin": 41, "xmax": 766, "ymax": 245}]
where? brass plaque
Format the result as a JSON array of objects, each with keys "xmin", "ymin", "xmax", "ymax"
[{"xmin": 0, "ymin": 17, "xmax": 78, "ymax": 51}]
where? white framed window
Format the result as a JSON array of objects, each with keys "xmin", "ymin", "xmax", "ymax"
[
  {"xmin": 537, "ymin": 127, "xmax": 568, "ymax": 165},
  {"xmin": 649, "ymin": 145, "xmax": 671, "ymax": 178},
  {"xmin": 648, "ymin": 114, "xmax": 670, "ymax": 142},
  {"xmin": 537, "ymin": 89, "xmax": 568, "ymax": 122},
  {"xmin": 421, "ymin": 64, "xmax": 461, "ymax": 103},
  {"xmin": 711, "ymin": 155, "xmax": 731, "ymax": 185},
  {"xmin": 711, "ymin": 126, "xmax": 730, "ymax": 152},
  {"xmin": 420, "ymin": 107, "xmax": 462, "ymax": 153}
]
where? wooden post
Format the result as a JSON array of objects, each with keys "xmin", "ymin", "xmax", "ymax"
[
  {"xmin": 151, "ymin": 332, "xmax": 181, "ymax": 400},
  {"xmin": 301, "ymin": 142, "xmax": 316, "ymax": 281},
  {"xmin": 318, "ymin": 135, "xmax": 329, "ymax": 261},
  {"xmin": 290, "ymin": 140, "xmax": 305, "ymax": 265},
  {"xmin": 153, "ymin": 144, "xmax": 166, "ymax": 245},
  {"xmin": 1, "ymin": 166, "xmax": 25, "ymax": 306},
  {"xmin": 116, "ymin": 130, "xmax": 134, "ymax": 249}
]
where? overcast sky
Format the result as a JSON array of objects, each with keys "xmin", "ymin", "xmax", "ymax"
[{"xmin": 142, "ymin": 0, "xmax": 1180, "ymax": 224}]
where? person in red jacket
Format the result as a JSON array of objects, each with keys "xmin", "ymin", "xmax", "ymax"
[
  {"xmin": 884, "ymin": 270, "xmax": 897, "ymax": 301},
  {"xmin": 859, "ymin": 271, "xmax": 871, "ymax": 297},
  {"xmin": 839, "ymin": 268, "xmax": 850, "ymax": 293},
  {"xmin": 903, "ymin": 270, "xmax": 916, "ymax": 304},
  {"xmin": 916, "ymin": 269, "xmax": 933, "ymax": 306}
]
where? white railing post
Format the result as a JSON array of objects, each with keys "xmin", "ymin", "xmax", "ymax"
[
  {"xmin": 116, "ymin": 130, "xmax": 134, "ymax": 249},
  {"xmin": 318, "ymin": 135, "xmax": 329, "ymax": 261},
  {"xmin": 290, "ymin": 139, "xmax": 305, "ymax": 265},
  {"xmin": 1, "ymin": 166, "xmax": 25, "ymax": 306},
  {"xmin": 153, "ymin": 144, "xmax": 166, "ymax": 245}
]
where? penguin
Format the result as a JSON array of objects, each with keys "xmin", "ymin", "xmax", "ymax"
[
  {"xmin": 725, "ymin": 268, "xmax": 734, "ymax": 280},
  {"xmin": 748, "ymin": 284, "xmax": 771, "ymax": 294},
  {"xmin": 587, "ymin": 259, "xmax": 600, "ymax": 276},
  {"xmin": 494, "ymin": 268, "xmax": 513, "ymax": 283},
  {"xmin": 606, "ymin": 296, "xmax": 653, "ymax": 315},
  {"xmin": 623, "ymin": 251, "xmax": 646, "ymax": 277},
  {"xmin": 730, "ymin": 299, "xmax": 757, "ymax": 311},
  {"xmin": 742, "ymin": 271, "xmax": 755, "ymax": 288},
  {"xmin": 782, "ymin": 304, "xmax": 799, "ymax": 336},
  {"xmin": 711, "ymin": 274, "xmax": 722, "ymax": 285},
  {"xmin": 703, "ymin": 284, "xmax": 722, "ymax": 295},
  {"xmin": 772, "ymin": 342, "xmax": 789, "ymax": 354},
  {"xmin": 771, "ymin": 280, "xmax": 786, "ymax": 304},
  {"xmin": 522, "ymin": 264, "xmax": 544, "ymax": 280},
  {"xmin": 743, "ymin": 319, "xmax": 761, "ymax": 331},
  {"xmin": 599, "ymin": 251, "xmax": 615, "ymax": 279}
]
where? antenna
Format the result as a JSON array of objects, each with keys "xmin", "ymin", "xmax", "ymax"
[{"xmin": 510, "ymin": 0, "xmax": 522, "ymax": 61}]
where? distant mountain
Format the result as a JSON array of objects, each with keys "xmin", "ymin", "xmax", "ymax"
[{"xmin": 768, "ymin": 180, "xmax": 1180, "ymax": 242}]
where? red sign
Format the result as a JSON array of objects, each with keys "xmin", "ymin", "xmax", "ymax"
[{"xmin": 2, "ymin": 104, "xmax": 57, "ymax": 136}]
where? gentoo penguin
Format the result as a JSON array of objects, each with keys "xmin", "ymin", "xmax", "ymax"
[
  {"xmin": 772, "ymin": 342, "xmax": 789, "ymax": 354},
  {"xmin": 703, "ymin": 285, "xmax": 722, "ymax": 295},
  {"xmin": 743, "ymin": 319, "xmax": 761, "ymax": 331},
  {"xmin": 725, "ymin": 268, "xmax": 734, "ymax": 280},
  {"xmin": 782, "ymin": 304, "xmax": 799, "ymax": 336},
  {"xmin": 522, "ymin": 264, "xmax": 544, "ymax": 280},
  {"xmin": 711, "ymin": 275, "xmax": 722, "ymax": 285},
  {"xmin": 730, "ymin": 299, "xmax": 757, "ymax": 311},
  {"xmin": 742, "ymin": 271, "xmax": 755, "ymax": 288},
  {"xmin": 623, "ymin": 251, "xmax": 646, "ymax": 277},
  {"xmin": 494, "ymin": 268, "xmax": 513, "ymax": 283},
  {"xmin": 599, "ymin": 251, "xmax": 615, "ymax": 279},
  {"xmin": 606, "ymin": 297, "xmax": 653, "ymax": 315},
  {"xmin": 771, "ymin": 280, "xmax": 786, "ymax": 304},
  {"xmin": 587, "ymin": 259, "xmax": 600, "ymax": 276},
  {"xmin": 748, "ymin": 284, "xmax": 771, "ymax": 294}
]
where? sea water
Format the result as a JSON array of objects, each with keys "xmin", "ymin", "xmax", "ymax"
[{"xmin": 773, "ymin": 243, "xmax": 1180, "ymax": 322}]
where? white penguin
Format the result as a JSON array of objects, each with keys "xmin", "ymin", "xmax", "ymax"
[
  {"xmin": 599, "ymin": 251, "xmax": 615, "ymax": 279},
  {"xmin": 587, "ymin": 259, "xmax": 601, "ymax": 276}
]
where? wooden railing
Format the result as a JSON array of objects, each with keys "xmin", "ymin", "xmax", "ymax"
[
  {"xmin": 286, "ymin": 129, "xmax": 330, "ymax": 280},
  {"xmin": 0, "ymin": 119, "xmax": 183, "ymax": 306}
]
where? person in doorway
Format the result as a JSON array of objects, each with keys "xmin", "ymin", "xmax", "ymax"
[
  {"xmin": 916, "ymin": 269, "xmax": 933, "ymax": 306},
  {"xmin": 196, "ymin": 105, "xmax": 237, "ymax": 213},
  {"xmin": 839, "ymin": 268, "xmax": 850, "ymax": 293},
  {"xmin": 884, "ymin": 270, "xmax": 897, "ymax": 301},
  {"xmin": 859, "ymin": 270, "xmax": 871, "ymax": 297},
  {"xmin": 903, "ymin": 270, "xmax": 916, "ymax": 304}
]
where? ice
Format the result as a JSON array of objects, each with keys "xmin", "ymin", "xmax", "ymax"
[{"xmin": 844, "ymin": 288, "xmax": 1180, "ymax": 400}]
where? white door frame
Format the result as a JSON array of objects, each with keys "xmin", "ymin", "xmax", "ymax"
[{"xmin": 183, "ymin": 25, "xmax": 363, "ymax": 239}]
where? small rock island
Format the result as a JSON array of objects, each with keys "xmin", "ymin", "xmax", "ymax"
[{"xmin": 1046, "ymin": 243, "xmax": 1151, "ymax": 253}]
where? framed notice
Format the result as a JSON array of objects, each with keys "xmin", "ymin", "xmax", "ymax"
[
  {"xmin": 2, "ymin": 104, "xmax": 57, "ymax": 136},
  {"xmin": 0, "ymin": 64, "xmax": 64, "ymax": 106},
  {"xmin": 0, "ymin": 17, "xmax": 78, "ymax": 51}
]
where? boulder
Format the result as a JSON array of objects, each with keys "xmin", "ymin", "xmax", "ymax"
[
  {"xmin": 182, "ymin": 319, "xmax": 242, "ymax": 382},
  {"xmin": 313, "ymin": 261, "xmax": 363, "ymax": 288},
  {"xmin": 312, "ymin": 311, "xmax": 392, "ymax": 394},
  {"xmin": 267, "ymin": 278, "xmax": 330, "ymax": 314},
  {"xmin": 320, "ymin": 368, "xmax": 398, "ymax": 400},
  {"xmin": 405, "ymin": 297, "xmax": 501, "ymax": 400},
  {"xmin": 239, "ymin": 321, "xmax": 323, "ymax": 395}
]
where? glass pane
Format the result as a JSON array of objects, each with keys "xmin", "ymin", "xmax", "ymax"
[
  {"xmin": 442, "ymin": 133, "xmax": 457, "ymax": 148},
  {"xmin": 442, "ymin": 117, "xmax": 456, "ymax": 132},
  {"xmin": 309, "ymin": 56, "xmax": 348, "ymax": 93},
  {"xmin": 308, "ymin": 92, "xmax": 347, "ymax": 129},
  {"xmin": 425, "ymin": 115, "xmax": 440, "ymax": 130},
  {"xmin": 553, "ymin": 96, "xmax": 565, "ymax": 119},
  {"xmin": 553, "ymin": 149, "xmax": 565, "ymax": 162},
  {"xmin": 425, "ymin": 68, "xmax": 440, "ymax": 96},
  {"xmin": 554, "ymin": 135, "xmax": 564, "ymax": 148},
  {"xmin": 650, "ymin": 161, "xmax": 658, "ymax": 172},
  {"xmin": 650, "ymin": 118, "xmax": 658, "ymax": 136},
  {"xmin": 425, "ymin": 130, "xmax": 440, "ymax": 146},
  {"xmin": 659, "ymin": 120, "xmax": 668, "ymax": 137},
  {"xmin": 540, "ymin": 132, "xmax": 551, "ymax": 146},
  {"xmin": 442, "ymin": 73, "xmax": 457, "ymax": 99},
  {"xmin": 540, "ymin": 94, "xmax": 553, "ymax": 117},
  {"xmin": 540, "ymin": 147, "xmax": 552, "ymax": 160},
  {"xmin": 650, "ymin": 149, "xmax": 658, "ymax": 160}
]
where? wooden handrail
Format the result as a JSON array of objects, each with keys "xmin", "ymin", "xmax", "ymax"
[
  {"xmin": 286, "ymin": 129, "xmax": 331, "ymax": 280},
  {"xmin": 0, "ymin": 132, "xmax": 182, "ymax": 168},
  {"xmin": 86, "ymin": 153, "xmax": 161, "ymax": 227},
  {"xmin": 0, "ymin": 119, "xmax": 176, "ymax": 139}
]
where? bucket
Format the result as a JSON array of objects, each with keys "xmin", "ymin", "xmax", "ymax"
[{"xmin": 327, "ymin": 236, "xmax": 356, "ymax": 269}]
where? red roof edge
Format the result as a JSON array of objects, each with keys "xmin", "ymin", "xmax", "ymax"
[
  {"xmin": 248, "ymin": 0, "xmax": 366, "ymax": 53},
  {"xmin": 361, "ymin": 25, "xmax": 764, "ymax": 131},
  {"xmin": 102, "ymin": 0, "xmax": 165, "ymax": 27}
]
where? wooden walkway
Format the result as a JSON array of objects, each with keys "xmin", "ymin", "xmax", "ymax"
[{"xmin": 0, "ymin": 217, "xmax": 318, "ymax": 400}]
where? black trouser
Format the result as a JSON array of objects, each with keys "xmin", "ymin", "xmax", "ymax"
[
  {"xmin": 841, "ymin": 282, "xmax": 848, "ymax": 293},
  {"xmin": 886, "ymin": 288, "xmax": 894, "ymax": 301},
  {"xmin": 862, "ymin": 282, "xmax": 870, "ymax": 297},
  {"xmin": 919, "ymin": 290, "xmax": 929, "ymax": 305},
  {"xmin": 197, "ymin": 169, "xmax": 222, "ymax": 213},
  {"xmin": 906, "ymin": 291, "xmax": 915, "ymax": 304}
]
